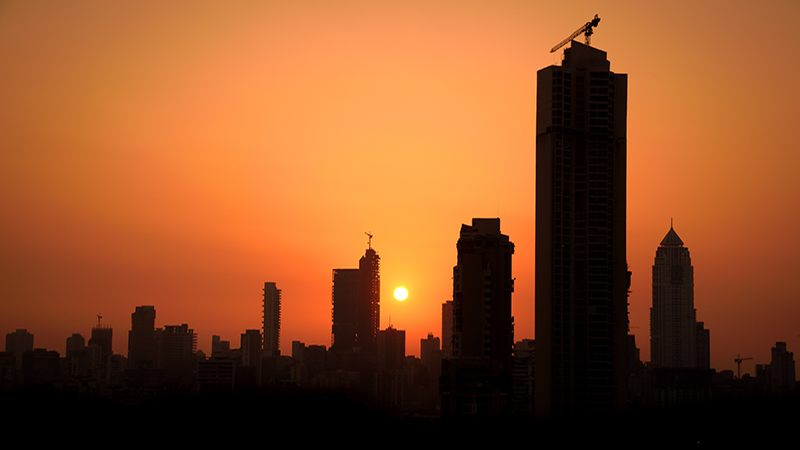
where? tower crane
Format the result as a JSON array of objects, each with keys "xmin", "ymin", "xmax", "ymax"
[
  {"xmin": 550, "ymin": 14, "xmax": 601, "ymax": 53},
  {"xmin": 735, "ymin": 354, "xmax": 753, "ymax": 378}
]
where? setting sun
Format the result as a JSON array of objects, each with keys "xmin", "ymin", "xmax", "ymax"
[{"xmin": 394, "ymin": 287, "xmax": 408, "ymax": 301}]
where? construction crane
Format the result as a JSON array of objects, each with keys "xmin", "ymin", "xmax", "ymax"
[
  {"xmin": 550, "ymin": 14, "xmax": 601, "ymax": 53},
  {"xmin": 735, "ymin": 354, "xmax": 753, "ymax": 378}
]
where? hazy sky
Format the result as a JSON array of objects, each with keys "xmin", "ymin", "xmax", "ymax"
[{"xmin": 2, "ymin": 1, "xmax": 799, "ymax": 375}]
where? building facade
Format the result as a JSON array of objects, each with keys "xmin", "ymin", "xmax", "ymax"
[{"xmin": 535, "ymin": 41, "xmax": 628, "ymax": 416}]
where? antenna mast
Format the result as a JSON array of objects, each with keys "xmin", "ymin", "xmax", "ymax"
[{"xmin": 365, "ymin": 231, "xmax": 373, "ymax": 250}]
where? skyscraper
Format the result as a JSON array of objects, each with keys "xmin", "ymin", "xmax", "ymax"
[
  {"xmin": 650, "ymin": 225, "xmax": 699, "ymax": 368},
  {"xmin": 128, "ymin": 305, "xmax": 156, "ymax": 370},
  {"xmin": 441, "ymin": 218, "xmax": 515, "ymax": 416},
  {"xmin": 330, "ymin": 241, "xmax": 380, "ymax": 354},
  {"xmin": 442, "ymin": 300, "xmax": 453, "ymax": 359},
  {"xmin": 451, "ymin": 218, "xmax": 515, "ymax": 366},
  {"xmin": 263, "ymin": 282, "xmax": 281, "ymax": 357},
  {"xmin": 331, "ymin": 268, "xmax": 360, "ymax": 352},
  {"xmin": 535, "ymin": 41, "xmax": 628, "ymax": 416},
  {"xmin": 358, "ymin": 245, "xmax": 380, "ymax": 353}
]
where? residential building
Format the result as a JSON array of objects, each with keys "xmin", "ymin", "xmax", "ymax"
[
  {"xmin": 535, "ymin": 41, "xmax": 628, "ymax": 416},
  {"xmin": 128, "ymin": 306, "xmax": 156, "ymax": 370},
  {"xmin": 441, "ymin": 218, "xmax": 515, "ymax": 417},
  {"xmin": 263, "ymin": 282, "xmax": 281, "ymax": 357}
]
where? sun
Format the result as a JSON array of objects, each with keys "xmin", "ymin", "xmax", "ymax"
[{"xmin": 394, "ymin": 287, "xmax": 408, "ymax": 301}]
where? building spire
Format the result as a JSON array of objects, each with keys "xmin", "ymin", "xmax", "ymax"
[
  {"xmin": 365, "ymin": 231, "xmax": 373, "ymax": 250},
  {"xmin": 661, "ymin": 221, "xmax": 684, "ymax": 247}
]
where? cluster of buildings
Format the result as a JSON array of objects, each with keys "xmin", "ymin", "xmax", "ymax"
[{"xmin": 2, "ymin": 40, "xmax": 798, "ymax": 422}]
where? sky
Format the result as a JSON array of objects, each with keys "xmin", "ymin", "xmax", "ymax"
[{"xmin": 1, "ymin": 1, "xmax": 799, "ymax": 376}]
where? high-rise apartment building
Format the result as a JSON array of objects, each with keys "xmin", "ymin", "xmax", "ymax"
[
  {"xmin": 535, "ymin": 41, "xmax": 628, "ymax": 416},
  {"xmin": 263, "ymin": 282, "xmax": 281, "ymax": 357},
  {"xmin": 442, "ymin": 300, "xmax": 453, "ymax": 359},
  {"xmin": 331, "ymin": 268, "xmax": 360, "ymax": 352},
  {"xmin": 650, "ymin": 225, "xmax": 700, "ymax": 368},
  {"xmin": 330, "ymin": 243, "xmax": 380, "ymax": 354},
  {"xmin": 128, "ymin": 306, "xmax": 156, "ymax": 369},
  {"xmin": 5, "ymin": 329, "xmax": 33, "ymax": 370},
  {"xmin": 358, "ymin": 246, "xmax": 380, "ymax": 353},
  {"xmin": 441, "ymin": 218, "xmax": 515, "ymax": 416},
  {"xmin": 770, "ymin": 341, "xmax": 796, "ymax": 396},
  {"xmin": 241, "ymin": 329, "xmax": 262, "ymax": 367},
  {"xmin": 451, "ymin": 219, "xmax": 515, "ymax": 366}
]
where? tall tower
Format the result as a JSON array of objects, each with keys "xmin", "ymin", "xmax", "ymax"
[
  {"xmin": 330, "ymin": 238, "xmax": 380, "ymax": 354},
  {"xmin": 128, "ymin": 305, "xmax": 156, "ymax": 369},
  {"xmin": 263, "ymin": 282, "xmax": 281, "ymax": 357},
  {"xmin": 535, "ymin": 41, "xmax": 628, "ymax": 416},
  {"xmin": 358, "ymin": 241, "xmax": 380, "ymax": 353},
  {"xmin": 441, "ymin": 218, "xmax": 515, "ymax": 416},
  {"xmin": 452, "ymin": 219, "xmax": 515, "ymax": 366},
  {"xmin": 331, "ymin": 268, "xmax": 360, "ymax": 352},
  {"xmin": 650, "ymin": 225, "xmax": 698, "ymax": 368}
]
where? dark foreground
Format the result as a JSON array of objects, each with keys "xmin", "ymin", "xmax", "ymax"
[{"xmin": 4, "ymin": 391, "xmax": 798, "ymax": 445}]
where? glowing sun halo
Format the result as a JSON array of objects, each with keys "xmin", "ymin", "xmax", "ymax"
[{"xmin": 394, "ymin": 287, "xmax": 408, "ymax": 301}]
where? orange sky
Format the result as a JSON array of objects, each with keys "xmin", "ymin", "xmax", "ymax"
[{"xmin": 2, "ymin": 1, "xmax": 799, "ymax": 376}]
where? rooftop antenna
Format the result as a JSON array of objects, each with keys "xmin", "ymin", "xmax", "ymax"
[
  {"xmin": 365, "ymin": 231, "xmax": 373, "ymax": 250},
  {"xmin": 550, "ymin": 14, "xmax": 601, "ymax": 53},
  {"xmin": 96, "ymin": 314, "xmax": 102, "ymax": 327}
]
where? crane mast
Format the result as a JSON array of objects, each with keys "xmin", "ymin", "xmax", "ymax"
[{"xmin": 550, "ymin": 14, "xmax": 601, "ymax": 53}]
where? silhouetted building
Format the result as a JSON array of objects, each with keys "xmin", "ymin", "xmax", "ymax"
[
  {"xmin": 241, "ymin": 329, "xmax": 262, "ymax": 367},
  {"xmin": 21, "ymin": 348, "xmax": 60, "ymax": 389},
  {"xmin": 128, "ymin": 306, "xmax": 156, "ymax": 369},
  {"xmin": 156, "ymin": 324, "xmax": 197, "ymax": 387},
  {"xmin": 198, "ymin": 356, "xmax": 235, "ymax": 394},
  {"xmin": 535, "ymin": 41, "xmax": 628, "ymax": 417},
  {"xmin": 375, "ymin": 326, "xmax": 406, "ymax": 411},
  {"xmin": 211, "ymin": 335, "xmax": 232, "ymax": 359},
  {"xmin": 358, "ymin": 246, "xmax": 380, "ymax": 353},
  {"xmin": 65, "ymin": 333, "xmax": 87, "ymax": 377},
  {"xmin": 646, "ymin": 226, "xmax": 714, "ymax": 407},
  {"xmin": 377, "ymin": 326, "xmax": 405, "ymax": 372},
  {"xmin": 696, "ymin": 321, "xmax": 710, "ymax": 370},
  {"xmin": 0, "ymin": 352, "xmax": 16, "ymax": 391},
  {"xmin": 513, "ymin": 339, "xmax": 535, "ymax": 416},
  {"xmin": 441, "ymin": 218, "xmax": 515, "ymax": 417},
  {"xmin": 651, "ymin": 225, "xmax": 704, "ymax": 368},
  {"xmin": 66, "ymin": 333, "xmax": 86, "ymax": 358},
  {"xmin": 420, "ymin": 333, "xmax": 441, "ymax": 367},
  {"xmin": 442, "ymin": 300, "xmax": 453, "ymax": 359},
  {"xmin": 89, "ymin": 320, "xmax": 113, "ymax": 380},
  {"xmin": 770, "ymin": 341, "xmax": 796, "ymax": 396},
  {"xmin": 263, "ymin": 282, "xmax": 281, "ymax": 357},
  {"xmin": 420, "ymin": 333, "xmax": 443, "ymax": 410},
  {"xmin": 331, "ymin": 268, "xmax": 360, "ymax": 353},
  {"xmin": 5, "ymin": 329, "xmax": 33, "ymax": 370},
  {"xmin": 330, "ymin": 242, "xmax": 381, "ymax": 355}
]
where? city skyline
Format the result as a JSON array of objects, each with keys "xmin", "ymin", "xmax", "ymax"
[{"xmin": 2, "ymin": 2, "xmax": 800, "ymax": 376}]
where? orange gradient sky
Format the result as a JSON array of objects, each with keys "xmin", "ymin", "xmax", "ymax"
[{"xmin": 2, "ymin": 1, "xmax": 799, "ymax": 376}]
